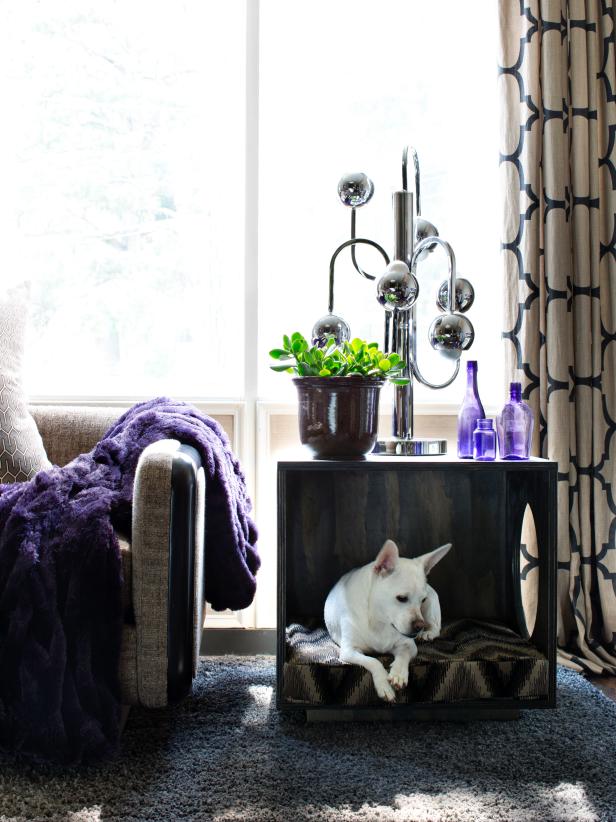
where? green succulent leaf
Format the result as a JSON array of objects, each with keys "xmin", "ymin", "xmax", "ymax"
[
  {"xmin": 292, "ymin": 338, "xmax": 308, "ymax": 354},
  {"xmin": 269, "ymin": 348, "xmax": 290, "ymax": 360},
  {"xmin": 271, "ymin": 332, "xmax": 410, "ymax": 384}
]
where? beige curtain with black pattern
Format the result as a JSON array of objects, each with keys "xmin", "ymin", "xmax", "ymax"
[{"xmin": 498, "ymin": 0, "xmax": 616, "ymax": 674}]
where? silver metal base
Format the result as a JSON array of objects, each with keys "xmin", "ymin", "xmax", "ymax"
[{"xmin": 373, "ymin": 437, "xmax": 447, "ymax": 456}]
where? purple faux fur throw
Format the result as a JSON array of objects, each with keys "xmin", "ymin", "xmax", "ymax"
[{"xmin": 0, "ymin": 398, "xmax": 259, "ymax": 764}]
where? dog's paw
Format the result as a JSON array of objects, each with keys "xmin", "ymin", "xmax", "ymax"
[
  {"xmin": 387, "ymin": 668, "xmax": 408, "ymax": 691},
  {"xmin": 418, "ymin": 625, "xmax": 440, "ymax": 642},
  {"xmin": 373, "ymin": 673, "xmax": 396, "ymax": 703}
]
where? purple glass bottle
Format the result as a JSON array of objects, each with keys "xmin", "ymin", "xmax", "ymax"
[
  {"xmin": 457, "ymin": 360, "xmax": 485, "ymax": 458},
  {"xmin": 473, "ymin": 418, "xmax": 496, "ymax": 461},
  {"xmin": 496, "ymin": 382, "xmax": 534, "ymax": 460}
]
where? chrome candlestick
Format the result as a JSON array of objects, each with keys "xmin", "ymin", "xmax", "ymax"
[{"xmin": 312, "ymin": 146, "xmax": 476, "ymax": 456}]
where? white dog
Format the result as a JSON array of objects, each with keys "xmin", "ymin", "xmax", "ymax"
[{"xmin": 324, "ymin": 539, "xmax": 452, "ymax": 702}]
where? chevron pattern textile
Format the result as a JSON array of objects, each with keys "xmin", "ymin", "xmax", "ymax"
[
  {"xmin": 499, "ymin": 1, "xmax": 616, "ymax": 673},
  {"xmin": 283, "ymin": 620, "xmax": 549, "ymax": 706},
  {"xmin": 0, "ymin": 284, "xmax": 50, "ymax": 483}
]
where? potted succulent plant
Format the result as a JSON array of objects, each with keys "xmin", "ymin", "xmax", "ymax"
[{"xmin": 270, "ymin": 333, "xmax": 408, "ymax": 458}]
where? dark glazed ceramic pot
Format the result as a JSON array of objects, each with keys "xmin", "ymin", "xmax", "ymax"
[{"xmin": 293, "ymin": 376, "xmax": 385, "ymax": 458}]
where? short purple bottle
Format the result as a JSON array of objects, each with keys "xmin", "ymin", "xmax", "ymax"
[
  {"xmin": 496, "ymin": 382, "xmax": 534, "ymax": 460},
  {"xmin": 473, "ymin": 418, "xmax": 496, "ymax": 461},
  {"xmin": 457, "ymin": 360, "xmax": 485, "ymax": 459}
]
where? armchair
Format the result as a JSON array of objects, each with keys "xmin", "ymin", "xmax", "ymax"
[{"xmin": 30, "ymin": 405, "xmax": 206, "ymax": 708}]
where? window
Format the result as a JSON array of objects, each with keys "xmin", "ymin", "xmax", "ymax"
[
  {"xmin": 1, "ymin": 0, "xmax": 246, "ymax": 397},
  {"xmin": 2, "ymin": 1, "xmax": 501, "ymax": 628},
  {"xmin": 259, "ymin": 0, "xmax": 500, "ymax": 406}
]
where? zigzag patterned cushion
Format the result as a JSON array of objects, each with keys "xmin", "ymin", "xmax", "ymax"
[
  {"xmin": 283, "ymin": 619, "xmax": 549, "ymax": 705},
  {"xmin": 0, "ymin": 284, "xmax": 51, "ymax": 482}
]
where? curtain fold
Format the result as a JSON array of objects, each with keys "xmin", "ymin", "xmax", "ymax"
[{"xmin": 499, "ymin": 0, "xmax": 616, "ymax": 673}]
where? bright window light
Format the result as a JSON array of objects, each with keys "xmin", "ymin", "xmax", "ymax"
[
  {"xmin": 0, "ymin": 1, "xmax": 246, "ymax": 397},
  {"xmin": 259, "ymin": 0, "xmax": 500, "ymax": 406}
]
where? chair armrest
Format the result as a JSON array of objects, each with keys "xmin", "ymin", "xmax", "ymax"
[{"xmin": 131, "ymin": 439, "xmax": 205, "ymax": 707}]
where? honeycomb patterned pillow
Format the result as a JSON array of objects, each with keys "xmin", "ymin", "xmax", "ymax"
[{"xmin": 0, "ymin": 284, "xmax": 51, "ymax": 482}]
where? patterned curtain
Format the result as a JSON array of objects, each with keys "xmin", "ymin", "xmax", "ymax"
[{"xmin": 498, "ymin": 0, "xmax": 616, "ymax": 674}]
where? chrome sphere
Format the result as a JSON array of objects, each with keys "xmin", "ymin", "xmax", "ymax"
[
  {"xmin": 437, "ymin": 277, "xmax": 475, "ymax": 313},
  {"xmin": 376, "ymin": 261, "xmax": 419, "ymax": 312},
  {"xmin": 311, "ymin": 313, "xmax": 351, "ymax": 347},
  {"xmin": 428, "ymin": 313, "xmax": 475, "ymax": 359},
  {"xmin": 415, "ymin": 217, "xmax": 439, "ymax": 260},
  {"xmin": 337, "ymin": 173, "xmax": 374, "ymax": 208}
]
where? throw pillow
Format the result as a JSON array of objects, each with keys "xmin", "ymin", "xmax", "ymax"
[{"xmin": 0, "ymin": 283, "xmax": 51, "ymax": 482}]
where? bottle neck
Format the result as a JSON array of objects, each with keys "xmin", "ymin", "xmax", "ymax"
[
  {"xmin": 465, "ymin": 363, "xmax": 478, "ymax": 396},
  {"xmin": 509, "ymin": 382, "xmax": 522, "ymax": 402}
]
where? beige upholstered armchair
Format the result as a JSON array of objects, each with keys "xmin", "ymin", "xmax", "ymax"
[{"xmin": 30, "ymin": 405, "xmax": 206, "ymax": 709}]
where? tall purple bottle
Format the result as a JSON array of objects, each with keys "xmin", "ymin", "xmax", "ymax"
[
  {"xmin": 496, "ymin": 382, "xmax": 534, "ymax": 460},
  {"xmin": 457, "ymin": 360, "xmax": 485, "ymax": 458}
]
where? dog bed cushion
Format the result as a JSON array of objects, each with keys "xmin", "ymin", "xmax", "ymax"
[{"xmin": 283, "ymin": 618, "xmax": 549, "ymax": 705}]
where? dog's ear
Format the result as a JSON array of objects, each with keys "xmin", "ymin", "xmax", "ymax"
[
  {"xmin": 419, "ymin": 542, "xmax": 452, "ymax": 575},
  {"xmin": 374, "ymin": 539, "xmax": 399, "ymax": 576}
]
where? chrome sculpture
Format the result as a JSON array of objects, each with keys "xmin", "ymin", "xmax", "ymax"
[{"xmin": 312, "ymin": 146, "xmax": 476, "ymax": 456}]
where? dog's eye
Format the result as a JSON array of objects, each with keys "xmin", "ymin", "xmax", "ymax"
[
  {"xmin": 396, "ymin": 595, "xmax": 408, "ymax": 603},
  {"xmin": 422, "ymin": 597, "xmax": 427, "ymax": 604}
]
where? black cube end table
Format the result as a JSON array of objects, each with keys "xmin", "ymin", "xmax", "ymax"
[{"xmin": 277, "ymin": 455, "xmax": 557, "ymax": 720}]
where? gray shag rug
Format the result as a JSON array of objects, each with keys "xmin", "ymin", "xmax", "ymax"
[{"xmin": 1, "ymin": 658, "xmax": 616, "ymax": 822}]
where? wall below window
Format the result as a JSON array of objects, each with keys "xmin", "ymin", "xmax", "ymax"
[
  {"xmin": 202, "ymin": 628, "xmax": 276, "ymax": 655},
  {"xmin": 269, "ymin": 410, "xmax": 458, "ymax": 458}
]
